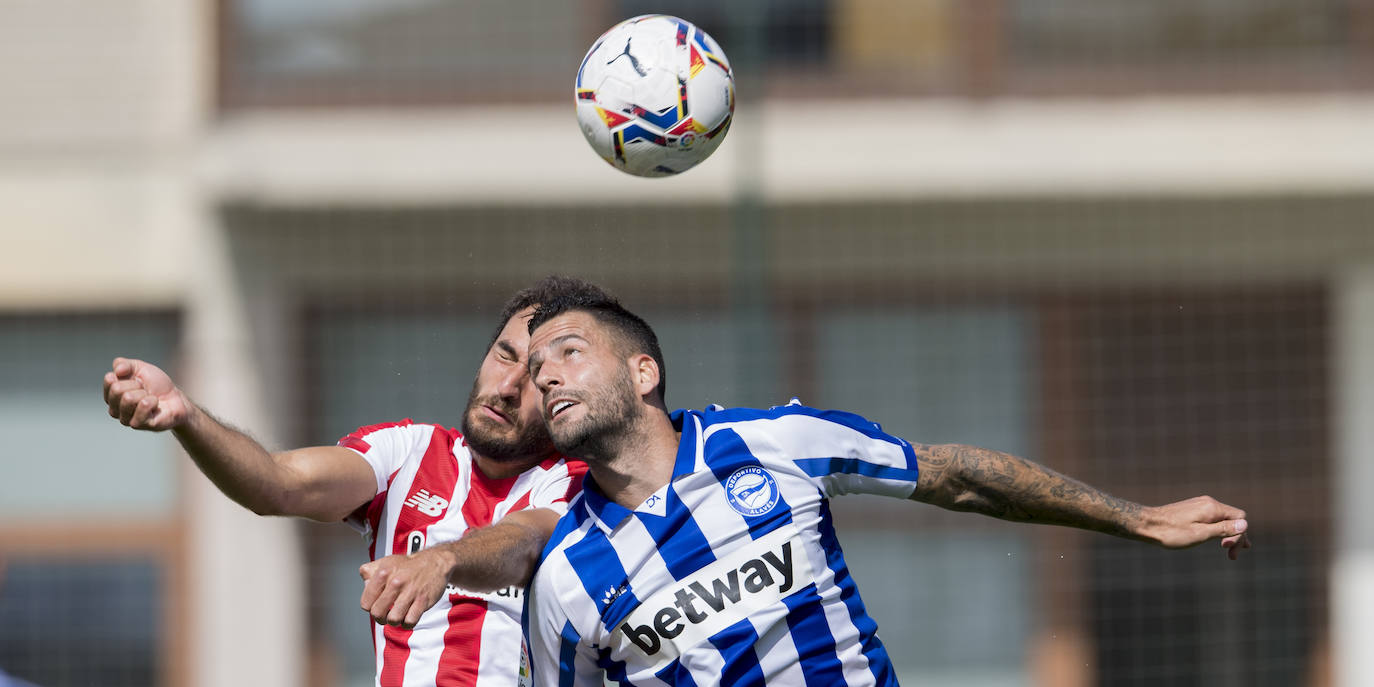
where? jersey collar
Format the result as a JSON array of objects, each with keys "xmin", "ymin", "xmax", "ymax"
[{"xmin": 579, "ymin": 409, "xmax": 705, "ymax": 534}]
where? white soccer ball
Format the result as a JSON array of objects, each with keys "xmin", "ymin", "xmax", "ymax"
[{"xmin": 574, "ymin": 15, "xmax": 735, "ymax": 178}]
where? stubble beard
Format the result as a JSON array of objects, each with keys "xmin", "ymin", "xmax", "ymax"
[
  {"xmin": 460, "ymin": 381, "xmax": 554, "ymax": 465},
  {"xmin": 549, "ymin": 365, "xmax": 643, "ymax": 463}
]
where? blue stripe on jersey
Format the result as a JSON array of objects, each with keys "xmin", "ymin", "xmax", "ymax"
[
  {"xmin": 815, "ymin": 498, "xmax": 896, "ymax": 686},
  {"xmin": 597, "ymin": 647, "xmax": 632, "ymax": 686},
  {"xmin": 708, "ymin": 619, "xmax": 767, "ymax": 687},
  {"xmin": 581, "ymin": 474, "xmax": 637, "ymax": 531},
  {"xmin": 656, "ymin": 659, "xmax": 696, "ymax": 687},
  {"xmin": 793, "ymin": 457, "xmax": 921, "ymax": 485},
  {"xmin": 563, "ymin": 526, "xmax": 642, "ymax": 631},
  {"xmin": 634, "ymin": 482, "xmax": 717, "ymax": 580},
  {"xmin": 558, "ymin": 620, "xmax": 580, "ymax": 687},
  {"xmin": 538, "ymin": 494, "xmax": 592, "ymax": 566},
  {"xmin": 780, "ymin": 583, "xmax": 847, "ymax": 687},
  {"xmin": 703, "ymin": 429, "xmax": 794, "ymax": 539},
  {"xmin": 670, "ymin": 409, "xmax": 700, "ymax": 476},
  {"xmin": 699, "ymin": 405, "xmax": 918, "ymax": 468}
]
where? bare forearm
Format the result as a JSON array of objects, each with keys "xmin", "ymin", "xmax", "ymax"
[
  {"xmin": 432, "ymin": 512, "xmax": 555, "ymax": 592},
  {"xmin": 107, "ymin": 357, "xmax": 369, "ymax": 521},
  {"xmin": 359, "ymin": 509, "xmax": 559, "ymax": 628},
  {"xmin": 170, "ymin": 403, "xmax": 294, "ymax": 516},
  {"xmin": 911, "ymin": 443, "xmax": 1148, "ymax": 542}
]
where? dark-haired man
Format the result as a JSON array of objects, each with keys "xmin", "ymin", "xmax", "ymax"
[
  {"xmin": 103, "ymin": 276, "xmax": 598, "ymax": 687},
  {"xmin": 522, "ymin": 286, "xmax": 1250, "ymax": 686}
]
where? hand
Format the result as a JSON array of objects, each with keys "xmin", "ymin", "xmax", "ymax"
[
  {"xmin": 103, "ymin": 357, "xmax": 191, "ymax": 431},
  {"xmin": 1144, "ymin": 495, "xmax": 1251, "ymax": 560},
  {"xmin": 359, "ymin": 548, "xmax": 456, "ymax": 629}
]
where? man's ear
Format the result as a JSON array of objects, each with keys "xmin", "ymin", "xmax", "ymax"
[{"xmin": 630, "ymin": 354, "xmax": 660, "ymax": 399}]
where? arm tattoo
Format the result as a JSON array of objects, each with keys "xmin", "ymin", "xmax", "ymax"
[{"xmin": 910, "ymin": 443, "xmax": 1145, "ymax": 540}]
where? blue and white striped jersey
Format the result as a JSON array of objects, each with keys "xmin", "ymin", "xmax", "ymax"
[{"xmin": 525, "ymin": 402, "xmax": 921, "ymax": 686}]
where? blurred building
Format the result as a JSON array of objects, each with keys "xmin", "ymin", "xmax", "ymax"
[{"xmin": 1, "ymin": 1, "xmax": 1371, "ymax": 686}]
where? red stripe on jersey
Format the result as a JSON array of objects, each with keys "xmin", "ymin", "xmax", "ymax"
[
  {"xmin": 379, "ymin": 626, "xmax": 414, "ymax": 687},
  {"xmin": 388, "ymin": 430, "xmax": 459, "ymax": 553},
  {"xmin": 338, "ymin": 418, "xmax": 416, "ymax": 454},
  {"xmin": 537, "ymin": 456, "xmax": 559, "ymax": 470},
  {"xmin": 378, "ymin": 427, "xmax": 461, "ymax": 684},
  {"xmin": 339, "ymin": 434, "xmax": 372, "ymax": 453},
  {"xmin": 506, "ymin": 490, "xmax": 532, "ymax": 514},
  {"xmin": 461, "ymin": 467, "xmax": 519, "ymax": 529},
  {"xmin": 563, "ymin": 462, "xmax": 589, "ymax": 500},
  {"xmin": 435, "ymin": 599, "xmax": 488, "ymax": 687}
]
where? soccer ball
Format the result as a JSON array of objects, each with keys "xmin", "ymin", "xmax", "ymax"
[{"xmin": 574, "ymin": 15, "xmax": 735, "ymax": 178}]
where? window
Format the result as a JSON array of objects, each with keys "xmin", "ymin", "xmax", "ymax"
[{"xmin": 0, "ymin": 312, "xmax": 182, "ymax": 687}]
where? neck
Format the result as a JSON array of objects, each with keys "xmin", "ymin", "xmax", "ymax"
[
  {"xmin": 586, "ymin": 410, "xmax": 680, "ymax": 510},
  {"xmin": 471, "ymin": 452, "xmax": 547, "ymax": 480}
]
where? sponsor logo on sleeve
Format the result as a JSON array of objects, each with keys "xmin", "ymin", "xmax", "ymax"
[{"xmin": 610, "ymin": 525, "xmax": 812, "ymax": 664}]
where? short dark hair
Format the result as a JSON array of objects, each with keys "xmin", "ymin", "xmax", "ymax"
[
  {"xmin": 527, "ymin": 283, "xmax": 667, "ymax": 403},
  {"xmin": 486, "ymin": 275, "xmax": 615, "ymax": 351}
]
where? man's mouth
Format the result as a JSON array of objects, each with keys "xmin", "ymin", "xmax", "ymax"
[
  {"xmin": 481, "ymin": 404, "xmax": 512, "ymax": 425},
  {"xmin": 547, "ymin": 398, "xmax": 579, "ymax": 420}
]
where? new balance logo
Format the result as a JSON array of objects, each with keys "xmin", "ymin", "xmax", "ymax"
[
  {"xmin": 613, "ymin": 527, "xmax": 811, "ymax": 662},
  {"xmin": 404, "ymin": 489, "xmax": 449, "ymax": 516}
]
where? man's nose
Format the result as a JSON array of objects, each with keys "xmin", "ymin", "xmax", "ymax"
[
  {"xmin": 534, "ymin": 365, "xmax": 561, "ymax": 395},
  {"xmin": 497, "ymin": 364, "xmax": 527, "ymax": 398}
]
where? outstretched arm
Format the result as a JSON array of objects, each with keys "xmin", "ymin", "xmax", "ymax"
[
  {"xmin": 358, "ymin": 507, "xmax": 560, "ymax": 628},
  {"xmin": 104, "ymin": 357, "xmax": 376, "ymax": 521},
  {"xmin": 909, "ymin": 443, "xmax": 1251, "ymax": 559}
]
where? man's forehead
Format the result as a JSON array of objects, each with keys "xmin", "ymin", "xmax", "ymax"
[
  {"xmin": 488, "ymin": 309, "xmax": 536, "ymax": 360},
  {"xmin": 530, "ymin": 311, "xmax": 599, "ymax": 345}
]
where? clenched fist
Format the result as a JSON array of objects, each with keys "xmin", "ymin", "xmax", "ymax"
[
  {"xmin": 103, "ymin": 357, "xmax": 191, "ymax": 431},
  {"xmin": 359, "ymin": 547, "xmax": 459, "ymax": 629}
]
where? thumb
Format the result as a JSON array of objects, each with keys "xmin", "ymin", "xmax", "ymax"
[
  {"xmin": 1213, "ymin": 518, "xmax": 1247, "ymax": 539},
  {"xmin": 112, "ymin": 357, "xmax": 135, "ymax": 378}
]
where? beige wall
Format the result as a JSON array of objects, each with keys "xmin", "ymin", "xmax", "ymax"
[
  {"xmin": 0, "ymin": 2, "xmax": 306, "ymax": 686},
  {"xmin": 0, "ymin": 0, "xmax": 206, "ymax": 309}
]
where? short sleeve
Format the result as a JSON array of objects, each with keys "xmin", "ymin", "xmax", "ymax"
[
  {"xmin": 336, "ymin": 419, "xmax": 432, "ymax": 494},
  {"xmin": 723, "ymin": 406, "xmax": 921, "ymax": 499},
  {"xmin": 336, "ymin": 420, "xmax": 435, "ymax": 534}
]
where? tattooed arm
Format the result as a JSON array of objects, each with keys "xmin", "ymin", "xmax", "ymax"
[{"xmin": 909, "ymin": 443, "xmax": 1251, "ymax": 559}]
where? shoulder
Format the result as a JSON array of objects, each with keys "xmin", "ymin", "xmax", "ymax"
[
  {"xmin": 695, "ymin": 401, "xmax": 890, "ymax": 436},
  {"xmin": 337, "ymin": 418, "xmax": 433, "ymax": 452},
  {"xmin": 338, "ymin": 421, "xmax": 478, "ymax": 471}
]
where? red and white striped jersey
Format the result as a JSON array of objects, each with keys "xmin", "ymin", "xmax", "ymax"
[{"xmin": 338, "ymin": 419, "xmax": 587, "ymax": 687}]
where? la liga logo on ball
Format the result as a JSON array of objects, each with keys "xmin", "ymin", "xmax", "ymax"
[
  {"xmin": 724, "ymin": 466, "xmax": 780, "ymax": 517},
  {"xmin": 574, "ymin": 15, "xmax": 735, "ymax": 178}
]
